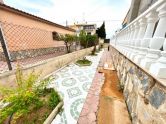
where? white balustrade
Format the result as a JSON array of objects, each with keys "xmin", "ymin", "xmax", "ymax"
[
  {"xmin": 149, "ymin": 3, "xmax": 166, "ymax": 78},
  {"xmin": 141, "ymin": 2, "xmax": 166, "ymax": 71},
  {"xmin": 127, "ymin": 25, "xmax": 135, "ymax": 57},
  {"xmin": 135, "ymin": 11, "xmax": 158, "ymax": 64},
  {"xmin": 110, "ymin": 0, "xmax": 166, "ymax": 78},
  {"xmin": 129, "ymin": 22, "xmax": 140, "ymax": 60}
]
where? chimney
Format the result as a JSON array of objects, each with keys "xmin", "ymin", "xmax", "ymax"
[{"xmin": 0, "ymin": 0, "xmax": 4, "ymax": 4}]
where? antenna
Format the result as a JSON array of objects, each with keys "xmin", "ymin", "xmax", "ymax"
[
  {"xmin": 82, "ymin": 12, "xmax": 85, "ymax": 23},
  {"xmin": 66, "ymin": 20, "xmax": 68, "ymax": 27}
]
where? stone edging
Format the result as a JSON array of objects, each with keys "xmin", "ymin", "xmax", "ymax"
[
  {"xmin": 77, "ymin": 72, "xmax": 104, "ymax": 124},
  {"xmin": 44, "ymin": 101, "xmax": 64, "ymax": 124}
]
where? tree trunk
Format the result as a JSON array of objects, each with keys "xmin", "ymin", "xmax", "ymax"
[
  {"xmin": 65, "ymin": 42, "xmax": 69, "ymax": 53},
  {"xmin": 92, "ymin": 42, "xmax": 96, "ymax": 55}
]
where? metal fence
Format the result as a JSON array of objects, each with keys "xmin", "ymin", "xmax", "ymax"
[{"xmin": 0, "ymin": 21, "xmax": 79, "ymax": 74}]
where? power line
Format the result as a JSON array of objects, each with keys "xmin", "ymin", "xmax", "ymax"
[
  {"xmin": 87, "ymin": 20, "xmax": 122, "ymax": 22},
  {"xmin": 59, "ymin": 19, "xmax": 122, "ymax": 25}
]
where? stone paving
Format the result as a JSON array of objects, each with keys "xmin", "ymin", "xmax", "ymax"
[
  {"xmin": 77, "ymin": 72, "xmax": 104, "ymax": 124},
  {"xmin": 48, "ymin": 50, "xmax": 103, "ymax": 124}
]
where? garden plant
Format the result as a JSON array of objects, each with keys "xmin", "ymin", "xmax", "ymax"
[{"xmin": 0, "ymin": 66, "xmax": 61, "ymax": 124}]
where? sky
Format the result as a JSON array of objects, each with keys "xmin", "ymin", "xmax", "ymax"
[{"xmin": 4, "ymin": 0, "xmax": 131, "ymax": 38}]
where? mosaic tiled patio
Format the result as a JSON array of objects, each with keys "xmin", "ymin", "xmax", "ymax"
[{"xmin": 48, "ymin": 51, "xmax": 103, "ymax": 124}]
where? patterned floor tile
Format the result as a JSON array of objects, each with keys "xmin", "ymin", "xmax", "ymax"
[
  {"xmin": 82, "ymin": 82, "xmax": 91, "ymax": 92},
  {"xmin": 72, "ymin": 70, "xmax": 84, "ymax": 76},
  {"xmin": 70, "ymin": 98, "xmax": 85, "ymax": 120},
  {"xmin": 67, "ymin": 87, "xmax": 82, "ymax": 98},
  {"xmin": 51, "ymin": 50, "xmax": 103, "ymax": 124},
  {"xmin": 78, "ymin": 76, "xmax": 89, "ymax": 82},
  {"xmin": 60, "ymin": 73, "xmax": 71, "ymax": 78},
  {"xmin": 62, "ymin": 78, "xmax": 77, "ymax": 87}
]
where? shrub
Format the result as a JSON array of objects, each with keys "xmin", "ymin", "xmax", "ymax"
[
  {"xmin": 0, "ymin": 66, "xmax": 54, "ymax": 123},
  {"xmin": 76, "ymin": 57, "xmax": 92, "ymax": 66},
  {"xmin": 48, "ymin": 89, "xmax": 61, "ymax": 109}
]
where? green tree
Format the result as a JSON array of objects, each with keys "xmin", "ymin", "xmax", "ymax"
[
  {"xmin": 87, "ymin": 34, "xmax": 98, "ymax": 54},
  {"xmin": 79, "ymin": 30, "xmax": 88, "ymax": 48},
  {"xmin": 60, "ymin": 34, "xmax": 75, "ymax": 53},
  {"xmin": 96, "ymin": 21, "xmax": 106, "ymax": 39},
  {"xmin": 73, "ymin": 35, "xmax": 79, "ymax": 50},
  {"xmin": 79, "ymin": 30, "xmax": 98, "ymax": 49}
]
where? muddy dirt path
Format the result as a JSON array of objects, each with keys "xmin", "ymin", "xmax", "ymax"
[{"xmin": 97, "ymin": 50, "xmax": 131, "ymax": 124}]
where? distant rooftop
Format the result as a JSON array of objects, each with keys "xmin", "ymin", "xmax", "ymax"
[{"xmin": 69, "ymin": 23, "xmax": 96, "ymax": 27}]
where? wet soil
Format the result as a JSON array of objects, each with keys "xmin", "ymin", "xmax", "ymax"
[{"xmin": 97, "ymin": 50, "xmax": 131, "ymax": 124}]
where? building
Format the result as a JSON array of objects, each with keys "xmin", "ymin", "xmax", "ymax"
[
  {"xmin": 69, "ymin": 23, "xmax": 97, "ymax": 35},
  {"xmin": 122, "ymin": 0, "xmax": 158, "ymax": 27},
  {"xmin": 110, "ymin": 0, "xmax": 166, "ymax": 123},
  {"xmin": 0, "ymin": 2, "xmax": 75, "ymax": 60}
]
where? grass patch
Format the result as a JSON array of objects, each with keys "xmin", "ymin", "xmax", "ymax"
[
  {"xmin": 96, "ymin": 47, "xmax": 103, "ymax": 52},
  {"xmin": 76, "ymin": 59, "xmax": 92, "ymax": 66},
  {"xmin": 89, "ymin": 53, "xmax": 98, "ymax": 56}
]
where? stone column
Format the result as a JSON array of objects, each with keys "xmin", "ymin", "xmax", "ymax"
[{"xmin": 149, "ymin": 3, "xmax": 166, "ymax": 78}]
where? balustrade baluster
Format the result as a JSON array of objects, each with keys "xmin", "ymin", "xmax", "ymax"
[{"xmin": 149, "ymin": 3, "xmax": 166, "ymax": 78}]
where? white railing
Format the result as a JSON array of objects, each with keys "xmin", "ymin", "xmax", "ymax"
[{"xmin": 110, "ymin": 0, "xmax": 166, "ymax": 79}]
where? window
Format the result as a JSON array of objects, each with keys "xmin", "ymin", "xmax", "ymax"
[
  {"xmin": 87, "ymin": 32, "xmax": 91, "ymax": 35},
  {"xmin": 52, "ymin": 31, "xmax": 60, "ymax": 41}
]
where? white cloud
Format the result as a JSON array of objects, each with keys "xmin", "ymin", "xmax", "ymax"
[{"xmin": 4, "ymin": 0, "xmax": 131, "ymax": 38}]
